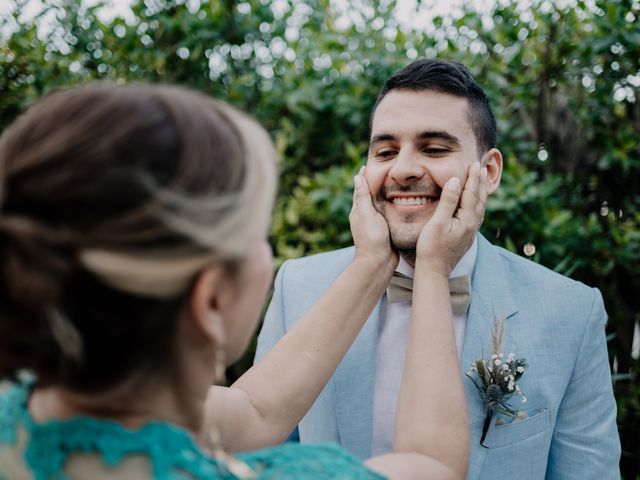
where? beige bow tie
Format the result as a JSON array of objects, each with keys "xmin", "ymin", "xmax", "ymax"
[{"xmin": 387, "ymin": 272, "xmax": 471, "ymax": 316}]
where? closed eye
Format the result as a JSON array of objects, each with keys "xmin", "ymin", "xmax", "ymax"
[
  {"xmin": 375, "ymin": 149, "xmax": 397, "ymax": 159},
  {"xmin": 422, "ymin": 148, "xmax": 449, "ymax": 156}
]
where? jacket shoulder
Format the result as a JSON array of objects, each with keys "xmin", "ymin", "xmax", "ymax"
[
  {"xmin": 270, "ymin": 247, "xmax": 357, "ymax": 324},
  {"xmin": 491, "ymin": 243, "xmax": 601, "ymax": 312},
  {"xmin": 280, "ymin": 246, "xmax": 355, "ymax": 280}
]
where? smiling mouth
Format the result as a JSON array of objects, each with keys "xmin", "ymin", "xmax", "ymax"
[{"xmin": 386, "ymin": 194, "xmax": 440, "ymax": 207}]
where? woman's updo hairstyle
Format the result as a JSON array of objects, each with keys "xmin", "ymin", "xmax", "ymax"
[{"xmin": 0, "ymin": 84, "xmax": 277, "ymax": 391}]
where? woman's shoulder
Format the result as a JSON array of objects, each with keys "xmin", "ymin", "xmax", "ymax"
[
  {"xmin": 238, "ymin": 443, "xmax": 386, "ymax": 480},
  {"xmin": 0, "ymin": 380, "xmax": 384, "ymax": 480},
  {"xmin": 0, "ymin": 378, "xmax": 218, "ymax": 479},
  {"xmin": 0, "ymin": 377, "xmax": 30, "ymax": 445}
]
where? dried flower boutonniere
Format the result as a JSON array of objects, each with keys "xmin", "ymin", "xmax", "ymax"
[{"xmin": 466, "ymin": 317, "xmax": 528, "ymax": 446}]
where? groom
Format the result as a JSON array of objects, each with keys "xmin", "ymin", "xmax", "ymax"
[{"xmin": 255, "ymin": 58, "xmax": 620, "ymax": 479}]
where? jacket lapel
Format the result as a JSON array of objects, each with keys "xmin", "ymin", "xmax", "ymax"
[
  {"xmin": 331, "ymin": 235, "xmax": 519, "ymax": 465},
  {"xmin": 462, "ymin": 234, "xmax": 519, "ymax": 479},
  {"xmin": 332, "ymin": 299, "xmax": 382, "ymax": 460}
]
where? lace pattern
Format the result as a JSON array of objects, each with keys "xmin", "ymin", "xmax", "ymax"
[
  {"xmin": 0, "ymin": 380, "xmax": 385, "ymax": 479},
  {"xmin": 0, "ymin": 381, "xmax": 23, "ymax": 445}
]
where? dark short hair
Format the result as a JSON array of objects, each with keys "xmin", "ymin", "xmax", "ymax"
[{"xmin": 372, "ymin": 58, "xmax": 497, "ymax": 154}]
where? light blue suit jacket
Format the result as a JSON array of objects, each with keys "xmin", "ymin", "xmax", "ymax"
[{"xmin": 255, "ymin": 234, "xmax": 621, "ymax": 479}]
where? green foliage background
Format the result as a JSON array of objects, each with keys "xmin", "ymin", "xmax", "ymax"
[{"xmin": 1, "ymin": 0, "xmax": 639, "ymax": 475}]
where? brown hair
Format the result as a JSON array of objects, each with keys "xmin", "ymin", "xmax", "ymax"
[
  {"xmin": 0, "ymin": 84, "xmax": 277, "ymax": 391},
  {"xmin": 373, "ymin": 58, "xmax": 497, "ymax": 156}
]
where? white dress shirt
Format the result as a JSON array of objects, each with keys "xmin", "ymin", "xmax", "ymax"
[{"xmin": 370, "ymin": 237, "xmax": 478, "ymax": 456}]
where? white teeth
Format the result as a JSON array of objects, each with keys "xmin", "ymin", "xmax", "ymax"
[{"xmin": 392, "ymin": 196, "xmax": 434, "ymax": 206}]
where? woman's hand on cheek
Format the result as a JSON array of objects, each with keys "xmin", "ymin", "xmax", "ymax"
[
  {"xmin": 415, "ymin": 162, "xmax": 488, "ymax": 276},
  {"xmin": 349, "ymin": 166, "xmax": 398, "ymax": 273}
]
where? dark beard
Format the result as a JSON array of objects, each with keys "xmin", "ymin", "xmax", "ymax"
[
  {"xmin": 374, "ymin": 183, "xmax": 441, "ymax": 267},
  {"xmin": 378, "ymin": 183, "xmax": 441, "ymax": 199}
]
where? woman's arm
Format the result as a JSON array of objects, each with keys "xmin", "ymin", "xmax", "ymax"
[
  {"xmin": 205, "ymin": 167, "xmax": 397, "ymax": 452},
  {"xmin": 366, "ymin": 162, "xmax": 487, "ymax": 480}
]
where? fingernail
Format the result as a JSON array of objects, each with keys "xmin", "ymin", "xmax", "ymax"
[
  {"xmin": 448, "ymin": 177, "xmax": 460, "ymax": 193},
  {"xmin": 354, "ymin": 175, "xmax": 362, "ymax": 187},
  {"xmin": 359, "ymin": 166, "xmax": 365, "ymax": 175}
]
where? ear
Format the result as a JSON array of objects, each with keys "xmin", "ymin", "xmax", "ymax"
[
  {"xmin": 481, "ymin": 148, "xmax": 503, "ymax": 195},
  {"xmin": 188, "ymin": 266, "xmax": 231, "ymax": 349}
]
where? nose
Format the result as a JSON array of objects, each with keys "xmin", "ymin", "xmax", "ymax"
[{"xmin": 388, "ymin": 148, "xmax": 425, "ymax": 185}]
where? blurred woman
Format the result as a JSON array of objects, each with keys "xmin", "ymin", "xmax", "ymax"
[{"xmin": 0, "ymin": 84, "xmax": 484, "ymax": 479}]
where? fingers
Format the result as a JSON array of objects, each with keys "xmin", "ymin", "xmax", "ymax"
[
  {"xmin": 351, "ymin": 166, "xmax": 375, "ymax": 213},
  {"xmin": 349, "ymin": 166, "xmax": 396, "ymax": 268},
  {"xmin": 458, "ymin": 162, "xmax": 481, "ymax": 215},
  {"xmin": 457, "ymin": 162, "xmax": 488, "ymax": 227},
  {"xmin": 350, "ymin": 166, "xmax": 363, "ymax": 216},
  {"xmin": 430, "ymin": 176, "xmax": 462, "ymax": 226},
  {"xmin": 476, "ymin": 166, "xmax": 488, "ymax": 223}
]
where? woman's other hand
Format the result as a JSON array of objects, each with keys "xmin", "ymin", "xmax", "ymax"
[
  {"xmin": 415, "ymin": 162, "xmax": 488, "ymax": 277},
  {"xmin": 350, "ymin": 166, "xmax": 398, "ymax": 272}
]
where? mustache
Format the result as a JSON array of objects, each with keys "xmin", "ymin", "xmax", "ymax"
[{"xmin": 378, "ymin": 183, "xmax": 442, "ymax": 200}]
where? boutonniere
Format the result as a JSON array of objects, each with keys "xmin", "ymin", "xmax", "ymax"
[{"xmin": 466, "ymin": 317, "xmax": 528, "ymax": 446}]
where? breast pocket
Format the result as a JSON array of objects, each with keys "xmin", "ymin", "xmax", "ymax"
[
  {"xmin": 483, "ymin": 408, "xmax": 552, "ymax": 448},
  {"xmin": 478, "ymin": 409, "xmax": 554, "ymax": 479}
]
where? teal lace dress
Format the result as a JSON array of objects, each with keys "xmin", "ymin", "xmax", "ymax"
[{"xmin": 0, "ymin": 379, "xmax": 385, "ymax": 480}]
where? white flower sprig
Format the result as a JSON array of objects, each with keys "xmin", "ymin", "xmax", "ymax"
[{"xmin": 466, "ymin": 317, "xmax": 528, "ymax": 446}]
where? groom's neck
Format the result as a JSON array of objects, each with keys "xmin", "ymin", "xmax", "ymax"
[{"xmin": 399, "ymin": 250, "xmax": 417, "ymax": 267}]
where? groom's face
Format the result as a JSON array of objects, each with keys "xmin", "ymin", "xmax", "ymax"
[{"xmin": 366, "ymin": 89, "xmax": 487, "ymax": 251}]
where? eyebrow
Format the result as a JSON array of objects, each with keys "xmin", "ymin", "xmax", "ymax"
[
  {"xmin": 416, "ymin": 130, "xmax": 461, "ymax": 147},
  {"xmin": 369, "ymin": 130, "xmax": 461, "ymax": 149},
  {"xmin": 369, "ymin": 134, "xmax": 396, "ymax": 148}
]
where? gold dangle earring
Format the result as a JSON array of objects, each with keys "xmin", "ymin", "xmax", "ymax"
[
  {"xmin": 209, "ymin": 427, "xmax": 258, "ymax": 479},
  {"xmin": 214, "ymin": 349, "xmax": 227, "ymax": 386},
  {"xmin": 209, "ymin": 347, "xmax": 258, "ymax": 479},
  {"xmin": 207, "ymin": 319, "xmax": 257, "ymax": 478}
]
